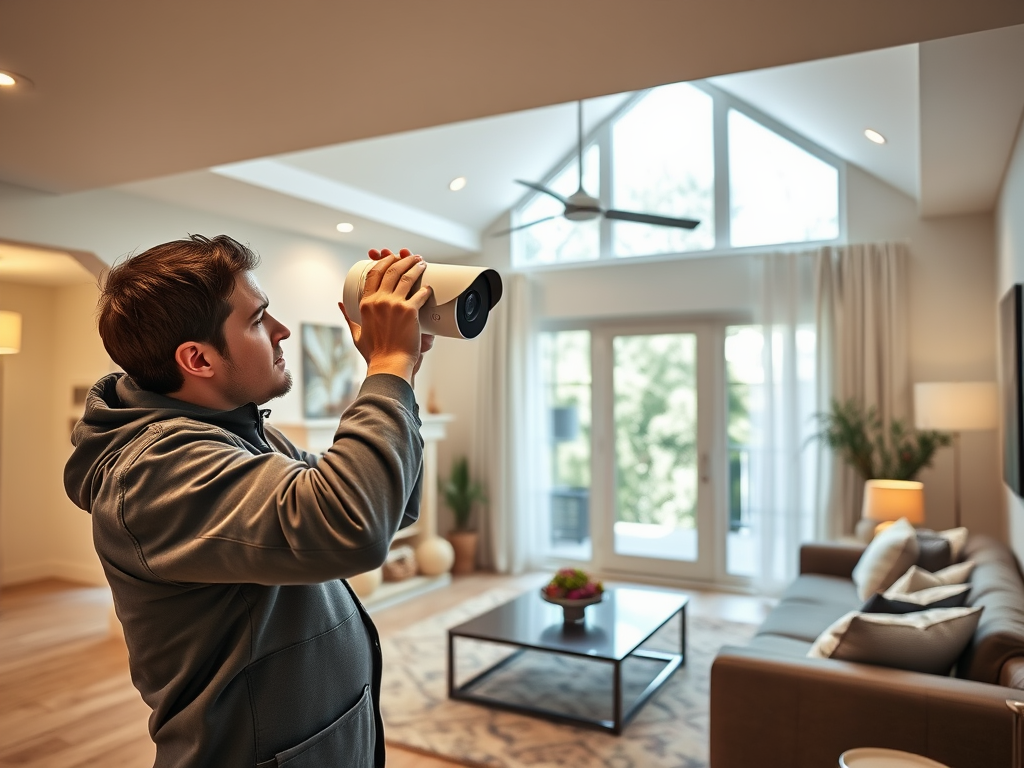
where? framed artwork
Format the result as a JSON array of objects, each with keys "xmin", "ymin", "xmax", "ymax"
[
  {"xmin": 301, "ymin": 323, "xmax": 362, "ymax": 419},
  {"xmin": 1000, "ymin": 284, "xmax": 1024, "ymax": 496}
]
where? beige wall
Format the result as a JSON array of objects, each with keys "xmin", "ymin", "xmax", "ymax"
[
  {"xmin": 996, "ymin": 118, "xmax": 1024, "ymax": 561},
  {"xmin": 846, "ymin": 166, "xmax": 1002, "ymax": 537}
]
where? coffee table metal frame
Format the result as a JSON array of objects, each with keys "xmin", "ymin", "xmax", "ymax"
[{"xmin": 446, "ymin": 588, "xmax": 687, "ymax": 735}]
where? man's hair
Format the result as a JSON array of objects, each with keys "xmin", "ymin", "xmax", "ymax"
[{"xmin": 98, "ymin": 234, "xmax": 260, "ymax": 394}]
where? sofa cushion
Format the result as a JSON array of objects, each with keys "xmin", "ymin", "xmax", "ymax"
[
  {"xmin": 807, "ymin": 606, "xmax": 982, "ymax": 675},
  {"xmin": 745, "ymin": 633, "xmax": 814, "ymax": 657},
  {"xmin": 957, "ymin": 535, "xmax": 1024, "ymax": 684},
  {"xmin": 780, "ymin": 574, "xmax": 861, "ymax": 608},
  {"xmin": 758, "ymin": 598, "xmax": 856, "ymax": 643},
  {"xmin": 852, "ymin": 518, "xmax": 919, "ymax": 600}
]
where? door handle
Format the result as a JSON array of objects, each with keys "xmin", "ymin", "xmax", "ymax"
[{"xmin": 700, "ymin": 452, "xmax": 710, "ymax": 484}]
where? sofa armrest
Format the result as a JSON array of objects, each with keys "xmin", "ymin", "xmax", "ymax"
[
  {"xmin": 710, "ymin": 646, "xmax": 1017, "ymax": 768},
  {"xmin": 799, "ymin": 541, "xmax": 865, "ymax": 578}
]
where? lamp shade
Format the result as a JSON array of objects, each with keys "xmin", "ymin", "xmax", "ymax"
[
  {"xmin": 914, "ymin": 381, "xmax": 998, "ymax": 431},
  {"xmin": 861, "ymin": 479, "xmax": 925, "ymax": 525},
  {"xmin": 0, "ymin": 310, "xmax": 21, "ymax": 354}
]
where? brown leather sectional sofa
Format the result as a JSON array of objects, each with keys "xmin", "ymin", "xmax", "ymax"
[{"xmin": 710, "ymin": 535, "xmax": 1024, "ymax": 768}]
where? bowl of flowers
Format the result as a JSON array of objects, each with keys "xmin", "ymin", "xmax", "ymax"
[{"xmin": 541, "ymin": 568, "xmax": 604, "ymax": 624}]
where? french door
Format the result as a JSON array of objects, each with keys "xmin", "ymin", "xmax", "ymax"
[{"xmin": 590, "ymin": 322, "xmax": 724, "ymax": 582}]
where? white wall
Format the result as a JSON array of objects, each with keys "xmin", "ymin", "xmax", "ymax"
[
  {"xmin": 424, "ymin": 165, "xmax": 1002, "ymax": 539},
  {"xmin": 996, "ymin": 118, "xmax": 1024, "ymax": 561},
  {"xmin": 0, "ymin": 185, "xmax": 369, "ymax": 585}
]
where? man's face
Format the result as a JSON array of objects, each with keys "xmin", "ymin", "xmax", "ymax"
[{"xmin": 216, "ymin": 271, "xmax": 292, "ymax": 408}]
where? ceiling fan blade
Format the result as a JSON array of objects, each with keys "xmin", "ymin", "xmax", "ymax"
[
  {"xmin": 491, "ymin": 215, "xmax": 561, "ymax": 237},
  {"xmin": 604, "ymin": 209, "xmax": 700, "ymax": 230},
  {"xmin": 515, "ymin": 179, "xmax": 569, "ymax": 205}
]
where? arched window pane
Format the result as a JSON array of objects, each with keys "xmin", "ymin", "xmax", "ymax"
[
  {"xmin": 729, "ymin": 110, "xmax": 839, "ymax": 248},
  {"xmin": 513, "ymin": 145, "xmax": 600, "ymax": 267},
  {"xmin": 612, "ymin": 83, "xmax": 715, "ymax": 258}
]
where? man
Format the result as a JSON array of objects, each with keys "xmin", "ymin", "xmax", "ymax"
[{"xmin": 64, "ymin": 234, "xmax": 432, "ymax": 768}]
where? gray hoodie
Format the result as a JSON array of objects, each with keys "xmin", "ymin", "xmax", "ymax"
[{"xmin": 64, "ymin": 372, "xmax": 423, "ymax": 768}]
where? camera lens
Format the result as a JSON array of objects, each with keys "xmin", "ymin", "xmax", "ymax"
[{"xmin": 464, "ymin": 290, "xmax": 480, "ymax": 322}]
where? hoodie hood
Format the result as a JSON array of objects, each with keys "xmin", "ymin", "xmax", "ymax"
[{"xmin": 64, "ymin": 373, "xmax": 267, "ymax": 513}]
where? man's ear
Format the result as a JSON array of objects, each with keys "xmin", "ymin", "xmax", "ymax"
[{"xmin": 174, "ymin": 341, "xmax": 218, "ymax": 380}]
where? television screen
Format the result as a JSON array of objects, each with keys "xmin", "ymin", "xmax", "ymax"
[{"xmin": 1000, "ymin": 284, "xmax": 1024, "ymax": 496}]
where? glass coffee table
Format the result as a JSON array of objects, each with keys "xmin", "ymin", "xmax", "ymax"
[{"xmin": 447, "ymin": 585, "xmax": 687, "ymax": 734}]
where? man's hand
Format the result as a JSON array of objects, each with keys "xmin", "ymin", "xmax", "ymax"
[{"xmin": 339, "ymin": 248, "xmax": 434, "ymax": 385}]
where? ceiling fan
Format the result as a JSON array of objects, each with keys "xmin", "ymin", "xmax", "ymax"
[{"xmin": 495, "ymin": 101, "xmax": 701, "ymax": 236}]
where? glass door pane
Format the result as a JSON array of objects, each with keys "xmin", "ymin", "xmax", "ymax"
[
  {"xmin": 612, "ymin": 333, "xmax": 698, "ymax": 561},
  {"xmin": 541, "ymin": 330, "xmax": 592, "ymax": 561}
]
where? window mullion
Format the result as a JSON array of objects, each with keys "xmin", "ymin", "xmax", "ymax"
[
  {"xmin": 713, "ymin": 94, "xmax": 731, "ymax": 251},
  {"xmin": 599, "ymin": 122, "xmax": 612, "ymax": 261}
]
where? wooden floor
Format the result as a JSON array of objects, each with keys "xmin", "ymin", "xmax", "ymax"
[{"xmin": 0, "ymin": 575, "xmax": 774, "ymax": 767}]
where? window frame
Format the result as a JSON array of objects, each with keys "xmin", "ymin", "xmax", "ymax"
[{"xmin": 510, "ymin": 80, "xmax": 847, "ymax": 271}]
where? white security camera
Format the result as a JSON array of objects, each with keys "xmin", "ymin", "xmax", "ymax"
[{"xmin": 343, "ymin": 260, "xmax": 503, "ymax": 339}]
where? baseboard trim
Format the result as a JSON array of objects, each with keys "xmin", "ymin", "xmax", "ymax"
[{"xmin": 2, "ymin": 559, "xmax": 106, "ymax": 587}]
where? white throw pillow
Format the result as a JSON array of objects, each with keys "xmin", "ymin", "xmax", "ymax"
[
  {"xmin": 888, "ymin": 561, "xmax": 976, "ymax": 594},
  {"xmin": 852, "ymin": 517, "xmax": 920, "ymax": 601},
  {"xmin": 881, "ymin": 583, "xmax": 971, "ymax": 605},
  {"xmin": 937, "ymin": 526, "xmax": 969, "ymax": 561},
  {"xmin": 807, "ymin": 606, "xmax": 982, "ymax": 674}
]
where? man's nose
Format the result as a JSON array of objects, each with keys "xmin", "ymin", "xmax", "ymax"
[{"xmin": 269, "ymin": 313, "xmax": 290, "ymax": 342}]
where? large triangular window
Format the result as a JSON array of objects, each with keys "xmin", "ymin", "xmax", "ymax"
[{"xmin": 511, "ymin": 81, "xmax": 843, "ymax": 269}]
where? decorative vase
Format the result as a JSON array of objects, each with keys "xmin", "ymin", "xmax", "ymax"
[
  {"xmin": 446, "ymin": 530, "xmax": 478, "ymax": 575},
  {"xmin": 540, "ymin": 590, "xmax": 603, "ymax": 624},
  {"xmin": 415, "ymin": 536, "xmax": 455, "ymax": 575}
]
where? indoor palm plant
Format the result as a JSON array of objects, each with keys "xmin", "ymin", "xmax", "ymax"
[
  {"xmin": 442, "ymin": 456, "xmax": 487, "ymax": 574},
  {"xmin": 814, "ymin": 398, "xmax": 951, "ymax": 481}
]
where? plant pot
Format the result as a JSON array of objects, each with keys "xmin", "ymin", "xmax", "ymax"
[{"xmin": 446, "ymin": 530, "xmax": 478, "ymax": 575}]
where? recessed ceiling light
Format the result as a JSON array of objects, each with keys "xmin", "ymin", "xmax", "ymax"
[
  {"xmin": 449, "ymin": 176, "xmax": 467, "ymax": 192},
  {"xmin": 0, "ymin": 73, "xmax": 15, "ymax": 87},
  {"xmin": 336, "ymin": 222, "xmax": 354, "ymax": 233},
  {"xmin": 864, "ymin": 129, "xmax": 886, "ymax": 145}
]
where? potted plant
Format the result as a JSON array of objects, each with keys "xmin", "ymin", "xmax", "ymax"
[
  {"xmin": 442, "ymin": 456, "xmax": 486, "ymax": 574},
  {"xmin": 814, "ymin": 399, "xmax": 951, "ymax": 538},
  {"xmin": 814, "ymin": 398, "xmax": 951, "ymax": 481}
]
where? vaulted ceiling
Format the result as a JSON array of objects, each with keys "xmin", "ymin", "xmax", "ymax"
[{"xmin": 2, "ymin": 1, "xmax": 1023, "ymax": 262}]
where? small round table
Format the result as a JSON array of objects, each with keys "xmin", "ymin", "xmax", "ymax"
[{"xmin": 839, "ymin": 748, "xmax": 951, "ymax": 768}]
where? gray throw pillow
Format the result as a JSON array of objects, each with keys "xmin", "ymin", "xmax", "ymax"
[
  {"xmin": 807, "ymin": 606, "xmax": 983, "ymax": 674},
  {"xmin": 915, "ymin": 531, "xmax": 953, "ymax": 572},
  {"xmin": 852, "ymin": 518, "xmax": 920, "ymax": 601}
]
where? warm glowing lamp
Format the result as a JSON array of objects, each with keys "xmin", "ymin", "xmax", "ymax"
[
  {"xmin": 861, "ymin": 479, "xmax": 925, "ymax": 537},
  {"xmin": 914, "ymin": 381, "xmax": 998, "ymax": 528},
  {"xmin": 0, "ymin": 311, "xmax": 21, "ymax": 354}
]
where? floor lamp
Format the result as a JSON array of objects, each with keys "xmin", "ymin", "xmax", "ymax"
[
  {"xmin": 914, "ymin": 381, "xmax": 998, "ymax": 529},
  {"xmin": 0, "ymin": 310, "xmax": 22, "ymax": 601}
]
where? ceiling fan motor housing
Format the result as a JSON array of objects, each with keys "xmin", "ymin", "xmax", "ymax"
[{"xmin": 564, "ymin": 190, "xmax": 602, "ymax": 221}]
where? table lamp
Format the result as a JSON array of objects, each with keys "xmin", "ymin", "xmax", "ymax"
[
  {"xmin": 914, "ymin": 381, "xmax": 998, "ymax": 528},
  {"xmin": 858, "ymin": 479, "xmax": 925, "ymax": 540}
]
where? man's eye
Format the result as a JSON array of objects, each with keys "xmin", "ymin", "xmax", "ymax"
[{"xmin": 254, "ymin": 317, "xmax": 264, "ymax": 326}]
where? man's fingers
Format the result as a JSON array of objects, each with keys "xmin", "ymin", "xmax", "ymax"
[
  {"xmin": 378, "ymin": 255, "xmax": 423, "ymax": 293},
  {"xmin": 362, "ymin": 254, "xmax": 399, "ymax": 295},
  {"xmin": 409, "ymin": 285, "xmax": 434, "ymax": 311}
]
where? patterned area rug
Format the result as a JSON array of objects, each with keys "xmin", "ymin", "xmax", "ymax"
[{"xmin": 380, "ymin": 588, "xmax": 758, "ymax": 768}]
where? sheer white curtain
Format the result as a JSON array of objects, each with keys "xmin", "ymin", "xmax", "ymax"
[
  {"xmin": 471, "ymin": 273, "xmax": 547, "ymax": 574},
  {"xmin": 748, "ymin": 250, "xmax": 830, "ymax": 591},
  {"xmin": 747, "ymin": 242, "xmax": 909, "ymax": 589}
]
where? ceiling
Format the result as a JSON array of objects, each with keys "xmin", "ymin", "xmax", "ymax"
[
  {"xmin": 1, "ymin": 2, "xmax": 1023, "ymax": 264},
  {"xmin": 1, "ymin": 0, "xmax": 1022, "ymax": 193}
]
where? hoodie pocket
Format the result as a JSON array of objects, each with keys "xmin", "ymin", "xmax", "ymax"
[{"xmin": 268, "ymin": 684, "xmax": 373, "ymax": 767}]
